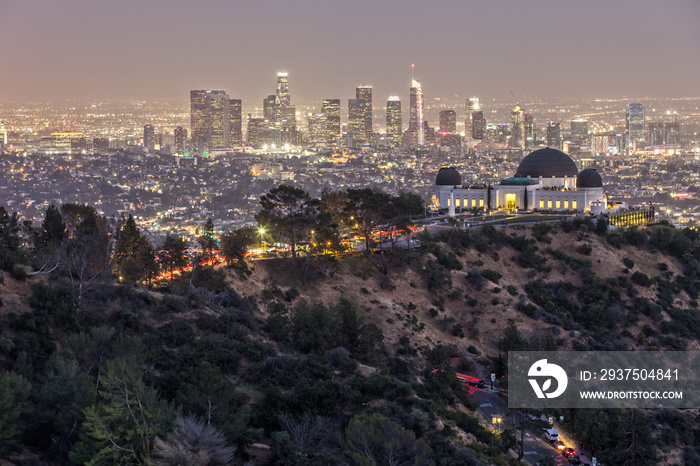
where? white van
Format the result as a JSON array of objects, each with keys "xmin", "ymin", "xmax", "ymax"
[{"xmin": 545, "ymin": 429, "xmax": 559, "ymax": 442}]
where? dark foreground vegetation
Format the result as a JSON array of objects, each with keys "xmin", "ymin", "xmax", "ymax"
[{"xmin": 1, "ymin": 188, "xmax": 700, "ymax": 465}]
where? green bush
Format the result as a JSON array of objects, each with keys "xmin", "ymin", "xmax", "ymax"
[
  {"xmin": 10, "ymin": 266, "xmax": 27, "ymax": 281},
  {"xmin": 622, "ymin": 257, "xmax": 635, "ymax": 268}
]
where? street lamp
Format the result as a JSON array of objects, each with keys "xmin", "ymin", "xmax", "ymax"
[
  {"xmin": 492, "ymin": 417, "xmax": 502, "ymax": 434},
  {"xmin": 259, "ymin": 227, "xmax": 265, "ymax": 247}
]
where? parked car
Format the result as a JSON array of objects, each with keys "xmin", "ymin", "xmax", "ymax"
[{"xmin": 568, "ymin": 455, "xmax": 582, "ymax": 465}]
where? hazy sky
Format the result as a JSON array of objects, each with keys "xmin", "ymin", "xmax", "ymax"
[{"xmin": 2, "ymin": 0, "xmax": 699, "ymax": 105}]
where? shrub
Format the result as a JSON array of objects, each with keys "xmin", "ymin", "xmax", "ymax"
[
  {"xmin": 506, "ymin": 285, "xmax": 518, "ymax": 296},
  {"xmin": 576, "ymin": 244, "xmax": 593, "ymax": 255},
  {"xmin": 481, "ymin": 269, "xmax": 502, "ymax": 284},
  {"xmin": 11, "ymin": 266, "xmax": 27, "ymax": 281},
  {"xmin": 658, "ymin": 262, "xmax": 669, "ymax": 272},
  {"xmin": 631, "ymin": 271, "xmax": 652, "ymax": 287},
  {"xmin": 622, "ymin": 258, "xmax": 635, "ymax": 268}
]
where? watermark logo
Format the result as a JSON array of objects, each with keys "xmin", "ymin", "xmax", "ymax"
[{"xmin": 528, "ymin": 359, "xmax": 568, "ymax": 399}]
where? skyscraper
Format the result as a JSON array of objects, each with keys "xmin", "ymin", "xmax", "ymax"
[
  {"xmin": 190, "ymin": 90, "xmax": 209, "ymax": 152},
  {"xmin": 439, "ymin": 110, "xmax": 456, "ymax": 134},
  {"xmin": 472, "ymin": 111, "xmax": 485, "ymax": 140},
  {"xmin": 510, "ymin": 104, "xmax": 524, "ymax": 149},
  {"xmin": 465, "ymin": 97, "xmax": 480, "ymax": 138},
  {"xmin": 524, "ymin": 114, "xmax": 535, "ymax": 148},
  {"xmin": 356, "ymin": 85, "xmax": 373, "ymax": 141},
  {"xmin": 546, "ymin": 122, "xmax": 561, "ymax": 149},
  {"xmin": 207, "ymin": 90, "xmax": 230, "ymax": 149},
  {"xmin": 665, "ymin": 121, "xmax": 680, "ymax": 145},
  {"xmin": 409, "ymin": 78, "xmax": 424, "ymax": 145},
  {"xmin": 439, "ymin": 110, "xmax": 460, "ymax": 147},
  {"xmin": 322, "ymin": 99, "xmax": 341, "ymax": 148},
  {"xmin": 263, "ymin": 95, "xmax": 277, "ymax": 122},
  {"xmin": 308, "ymin": 113, "xmax": 327, "ymax": 148},
  {"xmin": 229, "ymin": 99, "xmax": 242, "ymax": 146},
  {"xmin": 570, "ymin": 119, "xmax": 589, "ymax": 145},
  {"xmin": 626, "ymin": 103, "xmax": 645, "ymax": 150},
  {"xmin": 276, "ymin": 72, "xmax": 290, "ymax": 106},
  {"xmin": 386, "ymin": 96, "xmax": 402, "ymax": 148},
  {"xmin": 174, "ymin": 127, "xmax": 188, "ymax": 153},
  {"xmin": 648, "ymin": 122, "xmax": 664, "ymax": 146},
  {"xmin": 143, "ymin": 124, "xmax": 155, "ymax": 151},
  {"xmin": 247, "ymin": 115, "xmax": 265, "ymax": 145},
  {"xmin": 348, "ymin": 99, "xmax": 365, "ymax": 146}
]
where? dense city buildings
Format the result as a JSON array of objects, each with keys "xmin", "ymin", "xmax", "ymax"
[{"xmin": 386, "ymin": 96, "xmax": 402, "ymax": 148}]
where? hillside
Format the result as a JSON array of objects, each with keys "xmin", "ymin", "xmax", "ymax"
[{"xmin": 1, "ymin": 219, "xmax": 700, "ymax": 465}]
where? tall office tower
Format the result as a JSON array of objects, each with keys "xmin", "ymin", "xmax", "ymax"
[
  {"xmin": 263, "ymin": 94, "xmax": 277, "ymax": 122},
  {"xmin": 626, "ymin": 103, "xmax": 645, "ymax": 149},
  {"xmin": 276, "ymin": 72, "xmax": 290, "ymax": 106},
  {"xmin": 524, "ymin": 114, "xmax": 535, "ymax": 148},
  {"xmin": 0, "ymin": 121, "xmax": 7, "ymax": 145},
  {"xmin": 570, "ymin": 118, "xmax": 589, "ymax": 145},
  {"xmin": 206, "ymin": 90, "xmax": 230, "ymax": 149},
  {"xmin": 322, "ymin": 99, "xmax": 341, "ymax": 148},
  {"xmin": 279, "ymin": 105, "xmax": 297, "ymax": 145},
  {"xmin": 386, "ymin": 96, "xmax": 402, "ymax": 148},
  {"xmin": 174, "ymin": 127, "xmax": 188, "ymax": 153},
  {"xmin": 308, "ymin": 113, "xmax": 328, "ymax": 148},
  {"xmin": 439, "ymin": 110, "xmax": 457, "ymax": 134},
  {"xmin": 247, "ymin": 116, "xmax": 265, "ymax": 145},
  {"xmin": 665, "ymin": 122, "xmax": 680, "ymax": 145},
  {"xmin": 648, "ymin": 122, "xmax": 664, "ymax": 146},
  {"xmin": 190, "ymin": 90, "xmax": 209, "ymax": 152},
  {"xmin": 510, "ymin": 104, "xmax": 524, "ymax": 149},
  {"xmin": 279, "ymin": 105, "xmax": 296, "ymax": 131},
  {"xmin": 356, "ymin": 85, "xmax": 373, "ymax": 141},
  {"xmin": 143, "ymin": 124, "xmax": 155, "ymax": 151},
  {"xmin": 465, "ymin": 97, "xmax": 480, "ymax": 138},
  {"xmin": 229, "ymin": 99, "xmax": 242, "ymax": 146},
  {"xmin": 439, "ymin": 110, "xmax": 460, "ymax": 146},
  {"xmin": 409, "ymin": 79, "xmax": 424, "ymax": 145},
  {"xmin": 348, "ymin": 99, "xmax": 365, "ymax": 145},
  {"xmin": 472, "ymin": 111, "xmax": 485, "ymax": 139},
  {"xmin": 546, "ymin": 122, "xmax": 561, "ymax": 149}
]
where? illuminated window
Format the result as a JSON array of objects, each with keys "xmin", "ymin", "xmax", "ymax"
[
  {"xmin": 447, "ymin": 198, "xmax": 451, "ymax": 207},
  {"xmin": 547, "ymin": 200, "xmax": 552, "ymax": 209},
  {"xmin": 556, "ymin": 200, "xmax": 561, "ymax": 209},
  {"xmin": 539, "ymin": 200, "xmax": 544, "ymax": 208},
  {"xmin": 564, "ymin": 200, "xmax": 569, "ymax": 209},
  {"xmin": 479, "ymin": 198, "xmax": 484, "ymax": 207},
  {"xmin": 506, "ymin": 193, "xmax": 516, "ymax": 210},
  {"xmin": 471, "ymin": 198, "xmax": 476, "ymax": 207},
  {"xmin": 572, "ymin": 200, "xmax": 578, "ymax": 210},
  {"xmin": 456, "ymin": 198, "xmax": 461, "ymax": 207}
]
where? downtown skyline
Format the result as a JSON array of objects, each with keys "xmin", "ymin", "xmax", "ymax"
[{"xmin": 1, "ymin": 0, "xmax": 699, "ymax": 103}]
